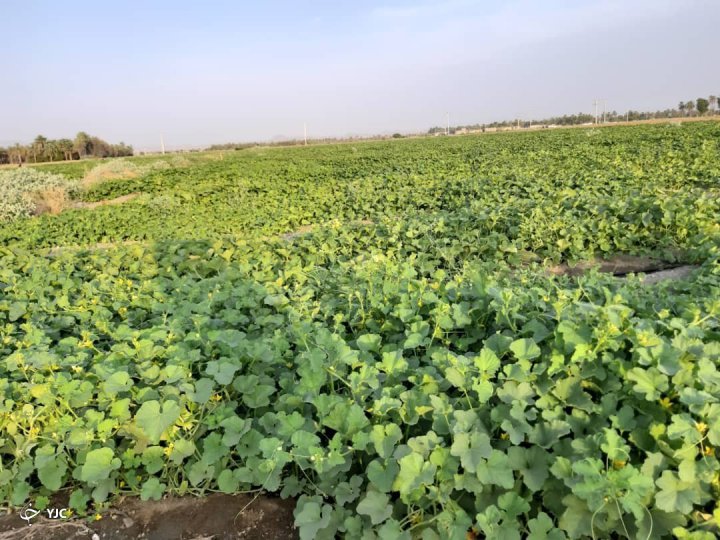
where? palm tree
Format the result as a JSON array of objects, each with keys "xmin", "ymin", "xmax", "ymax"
[
  {"xmin": 678, "ymin": 102, "xmax": 686, "ymax": 116},
  {"xmin": 32, "ymin": 135, "xmax": 48, "ymax": 163},
  {"xmin": 44, "ymin": 140, "xmax": 59, "ymax": 162},
  {"xmin": 57, "ymin": 139, "xmax": 74, "ymax": 161},
  {"xmin": 9, "ymin": 143, "xmax": 27, "ymax": 165}
]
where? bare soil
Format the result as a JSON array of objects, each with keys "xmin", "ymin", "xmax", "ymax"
[
  {"xmin": 632, "ymin": 265, "xmax": 698, "ymax": 285},
  {"xmin": 0, "ymin": 494, "xmax": 297, "ymax": 540},
  {"xmin": 547, "ymin": 254, "xmax": 678, "ymax": 277},
  {"xmin": 546, "ymin": 254, "xmax": 699, "ymax": 284}
]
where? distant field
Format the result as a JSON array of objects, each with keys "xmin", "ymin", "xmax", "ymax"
[{"xmin": 0, "ymin": 122, "xmax": 719, "ymax": 539}]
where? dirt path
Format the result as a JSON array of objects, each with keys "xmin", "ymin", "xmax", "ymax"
[{"xmin": 0, "ymin": 494, "xmax": 297, "ymax": 540}]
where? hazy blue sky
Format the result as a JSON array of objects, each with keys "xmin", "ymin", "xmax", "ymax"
[{"xmin": 2, "ymin": 0, "xmax": 718, "ymax": 150}]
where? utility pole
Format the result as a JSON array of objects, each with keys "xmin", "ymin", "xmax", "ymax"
[
  {"xmin": 446, "ymin": 112, "xmax": 450, "ymax": 135},
  {"xmin": 602, "ymin": 100, "xmax": 607, "ymax": 124},
  {"xmin": 593, "ymin": 100, "xmax": 598, "ymax": 124},
  {"xmin": 160, "ymin": 135, "xmax": 165, "ymax": 155},
  {"xmin": 304, "ymin": 123, "xmax": 307, "ymax": 146}
]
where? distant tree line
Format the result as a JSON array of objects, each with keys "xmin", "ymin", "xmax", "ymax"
[
  {"xmin": 203, "ymin": 135, "xmax": 398, "ymax": 151},
  {"xmin": 205, "ymin": 142, "xmax": 258, "ymax": 151},
  {"xmin": 429, "ymin": 95, "xmax": 719, "ymax": 134},
  {"xmin": 0, "ymin": 132, "xmax": 133, "ymax": 165}
]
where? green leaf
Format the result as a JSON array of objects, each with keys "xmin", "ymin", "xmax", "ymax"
[
  {"xmin": 558, "ymin": 495, "xmax": 593, "ymax": 538},
  {"xmin": 356, "ymin": 489, "xmax": 393, "ymax": 525},
  {"xmin": 294, "ymin": 496, "xmax": 332, "ymax": 540},
  {"xmin": 626, "ymin": 367, "xmax": 668, "ymax": 400},
  {"xmin": 35, "ymin": 446, "xmax": 67, "ymax": 491},
  {"xmin": 135, "ymin": 400, "xmax": 181, "ymax": 443},
  {"xmin": 8, "ymin": 302, "xmax": 27, "ymax": 322},
  {"xmin": 528, "ymin": 512, "xmax": 566, "ymax": 540},
  {"xmin": 509, "ymin": 338, "xmax": 541, "ymax": 361},
  {"xmin": 217, "ymin": 469, "xmax": 240, "ymax": 493},
  {"xmin": 344, "ymin": 404, "xmax": 370, "ymax": 436},
  {"xmin": 205, "ymin": 359, "xmax": 239, "ymax": 385},
  {"xmin": 474, "ymin": 347, "xmax": 501, "ymax": 375},
  {"xmin": 103, "ymin": 371, "xmax": 133, "ymax": 395},
  {"xmin": 450, "ymin": 432, "xmax": 491, "ymax": 473},
  {"xmin": 367, "ymin": 459, "xmax": 399, "ymax": 493},
  {"xmin": 655, "ymin": 470, "xmax": 705, "ymax": 514},
  {"xmin": 334, "ymin": 475, "xmax": 363, "ymax": 506},
  {"xmin": 476, "ymin": 450, "xmax": 514, "ymax": 489},
  {"xmin": 392, "ymin": 453, "xmax": 436, "ymax": 499},
  {"xmin": 169, "ymin": 438, "xmax": 195, "ymax": 464},
  {"xmin": 404, "ymin": 333, "xmax": 425, "ymax": 349},
  {"xmin": 370, "ymin": 423, "xmax": 403, "ymax": 459},
  {"xmin": 378, "ymin": 519, "xmax": 411, "ymax": 540},
  {"xmin": 357, "ymin": 333, "xmax": 382, "ymax": 352},
  {"xmin": 140, "ymin": 477, "xmax": 166, "ymax": 501},
  {"xmin": 498, "ymin": 491, "xmax": 530, "ymax": 518},
  {"xmin": 79, "ymin": 448, "xmax": 121, "ymax": 485},
  {"xmin": 191, "ymin": 378, "xmax": 215, "ymax": 404}
]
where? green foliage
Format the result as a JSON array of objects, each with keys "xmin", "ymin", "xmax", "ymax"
[
  {"xmin": 0, "ymin": 122, "xmax": 719, "ymax": 538},
  {"xmin": 0, "ymin": 168, "xmax": 77, "ymax": 222}
]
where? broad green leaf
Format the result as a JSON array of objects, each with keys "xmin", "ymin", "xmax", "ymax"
[
  {"xmin": 356, "ymin": 489, "xmax": 393, "ymax": 524},
  {"xmin": 79, "ymin": 448, "xmax": 121, "ymax": 485},
  {"xmin": 509, "ymin": 338, "xmax": 541, "ymax": 361},
  {"xmin": 135, "ymin": 400, "xmax": 181, "ymax": 443}
]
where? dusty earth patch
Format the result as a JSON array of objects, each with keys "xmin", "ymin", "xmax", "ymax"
[
  {"xmin": 546, "ymin": 254, "xmax": 679, "ymax": 277},
  {"xmin": 631, "ymin": 264, "xmax": 698, "ymax": 284},
  {"xmin": 0, "ymin": 494, "xmax": 297, "ymax": 540},
  {"xmin": 546, "ymin": 254, "xmax": 699, "ymax": 285}
]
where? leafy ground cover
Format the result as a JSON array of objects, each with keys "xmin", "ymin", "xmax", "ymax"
[
  {"xmin": 0, "ymin": 122, "xmax": 719, "ymax": 539},
  {"xmin": 0, "ymin": 169, "xmax": 78, "ymax": 223}
]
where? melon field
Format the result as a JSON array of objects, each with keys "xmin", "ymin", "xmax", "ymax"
[{"xmin": 1, "ymin": 122, "xmax": 720, "ymax": 539}]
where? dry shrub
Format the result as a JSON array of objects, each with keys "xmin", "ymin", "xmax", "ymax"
[
  {"xmin": 31, "ymin": 187, "xmax": 69, "ymax": 215},
  {"xmin": 169, "ymin": 155, "xmax": 192, "ymax": 167},
  {"xmin": 81, "ymin": 160, "xmax": 141, "ymax": 189}
]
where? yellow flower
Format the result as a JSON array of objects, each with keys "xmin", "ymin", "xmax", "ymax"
[{"xmin": 94, "ymin": 513, "xmax": 102, "ymax": 521}]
